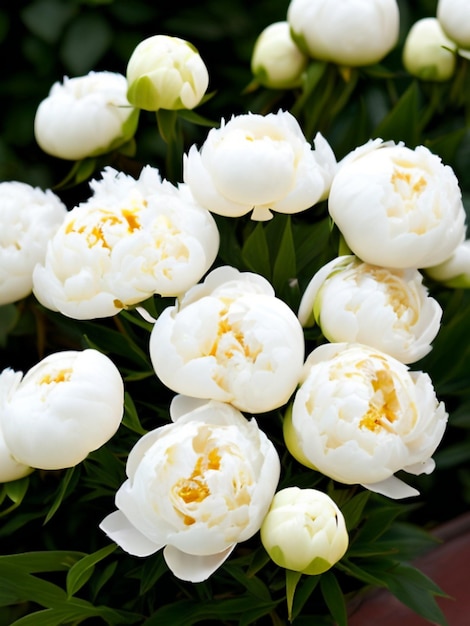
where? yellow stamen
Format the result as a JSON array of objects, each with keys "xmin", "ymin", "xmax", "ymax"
[{"xmin": 40, "ymin": 368, "xmax": 73, "ymax": 385}]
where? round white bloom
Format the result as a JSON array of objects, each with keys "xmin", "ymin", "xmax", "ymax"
[
  {"xmin": 99, "ymin": 398, "xmax": 280, "ymax": 582},
  {"xmin": 0, "ymin": 182, "xmax": 67, "ymax": 306},
  {"xmin": 126, "ymin": 35, "xmax": 209, "ymax": 111},
  {"xmin": 328, "ymin": 141, "xmax": 466, "ymax": 269},
  {"xmin": 284, "ymin": 343, "xmax": 448, "ymax": 499},
  {"xmin": 298, "ymin": 255, "xmax": 442, "ymax": 363},
  {"xmin": 34, "ymin": 71, "xmax": 139, "ymax": 161},
  {"xmin": 149, "ymin": 266, "xmax": 305, "ymax": 414},
  {"xmin": 0, "ymin": 369, "xmax": 33, "ymax": 483},
  {"xmin": 287, "ymin": 0, "xmax": 400, "ymax": 66},
  {"xmin": 261, "ymin": 487, "xmax": 348, "ymax": 574},
  {"xmin": 0, "ymin": 349, "xmax": 124, "ymax": 470},
  {"xmin": 251, "ymin": 22, "xmax": 308, "ymax": 89},
  {"xmin": 426, "ymin": 240, "xmax": 470, "ymax": 288},
  {"xmin": 32, "ymin": 167, "xmax": 219, "ymax": 320},
  {"xmin": 183, "ymin": 110, "xmax": 336, "ymax": 221},
  {"xmin": 437, "ymin": 0, "xmax": 470, "ymax": 49},
  {"xmin": 403, "ymin": 18, "xmax": 457, "ymax": 82}
]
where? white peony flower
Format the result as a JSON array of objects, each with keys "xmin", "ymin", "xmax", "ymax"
[
  {"xmin": 437, "ymin": 0, "xmax": 470, "ymax": 50},
  {"xmin": 0, "ymin": 369, "xmax": 33, "ymax": 483},
  {"xmin": 426, "ymin": 240, "xmax": 470, "ymax": 288},
  {"xmin": 403, "ymin": 18, "xmax": 457, "ymax": 82},
  {"xmin": 251, "ymin": 22, "xmax": 308, "ymax": 89},
  {"xmin": 261, "ymin": 487, "xmax": 348, "ymax": 574},
  {"xmin": 0, "ymin": 181, "xmax": 67, "ymax": 306},
  {"xmin": 126, "ymin": 35, "xmax": 209, "ymax": 111},
  {"xmin": 284, "ymin": 343, "xmax": 448, "ymax": 499},
  {"xmin": 99, "ymin": 398, "xmax": 280, "ymax": 582},
  {"xmin": 183, "ymin": 110, "xmax": 336, "ymax": 221},
  {"xmin": 0, "ymin": 349, "xmax": 124, "ymax": 470},
  {"xmin": 298, "ymin": 255, "xmax": 442, "ymax": 363},
  {"xmin": 34, "ymin": 71, "xmax": 139, "ymax": 161},
  {"xmin": 287, "ymin": 0, "xmax": 400, "ymax": 66},
  {"xmin": 32, "ymin": 166, "xmax": 219, "ymax": 320},
  {"xmin": 328, "ymin": 141, "xmax": 466, "ymax": 268},
  {"xmin": 149, "ymin": 266, "xmax": 305, "ymax": 413}
]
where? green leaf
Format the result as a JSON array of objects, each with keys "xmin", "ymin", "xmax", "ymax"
[
  {"xmin": 241, "ymin": 222, "xmax": 271, "ymax": 279},
  {"xmin": 0, "ymin": 551, "xmax": 84, "ymax": 574},
  {"xmin": 43, "ymin": 466, "xmax": 79, "ymax": 524},
  {"xmin": 0, "ymin": 303, "xmax": 19, "ymax": 346},
  {"xmin": 320, "ymin": 571, "xmax": 347, "ymax": 626},
  {"xmin": 290, "ymin": 573, "xmax": 320, "ymax": 622},
  {"xmin": 380, "ymin": 563, "xmax": 449, "ymax": 626},
  {"xmin": 291, "ymin": 61, "xmax": 328, "ymax": 118},
  {"xmin": 142, "ymin": 597, "xmax": 278, "ymax": 626},
  {"xmin": 21, "ymin": 0, "xmax": 75, "ymax": 44},
  {"xmin": 156, "ymin": 109, "xmax": 178, "ymax": 143},
  {"xmin": 374, "ymin": 81, "xmax": 421, "ymax": 146},
  {"xmin": 122, "ymin": 391, "xmax": 147, "ymax": 435},
  {"xmin": 224, "ymin": 564, "xmax": 272, "ymax": 601},
  {"xmin": 178, "ymin": 108, "xmax": 218, "ymax": 128},
  {"xmin": 272, "ymin": 216, "xmax": 297, "ymax": 302},
  {"xmin": 340, "ymin": 490, "xmax": 371, "ymax": 531},
  {"xmin": 66, "ymin": 544, "xmax": 116, "ymax": 597},
  {"xmin": 3, "ymin": 476, "xmax": 30, "ymax": 505},
  {"xmin": 138, "ymin": 552, "xmax": 168, "ymax": 595},
  {"xmin": 337, "ymin": 558, "xmax": 388, "ymax": 587},
  {"xmin": 0, "ymin": 562, "xmax": 67, "ymax": 607},
  {"xmin": 60, "ymin": 12, "xmax": 112, "ymax": 74},
  {"xmin": 286, "ymin": 569, "xmax": 302, "ymax": 623}
]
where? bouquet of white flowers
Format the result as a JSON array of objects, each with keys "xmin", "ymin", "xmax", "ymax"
[{"xmin": 1, "ymin": 1, "xmax": 469, "ymax": 624}]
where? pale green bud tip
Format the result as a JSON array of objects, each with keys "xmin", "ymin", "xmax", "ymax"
[
  {"xmin": 403, "ymin": 18, "xmax": 457, "ymax": 82},
  {"xmin": 127, "ymin": 75, "xmax": 161, "ymax": 111}
]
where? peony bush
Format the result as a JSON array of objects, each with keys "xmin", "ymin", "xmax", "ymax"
[{"xmin": 1, "ymin": 1, "xmax": 469, "ymax": 625}]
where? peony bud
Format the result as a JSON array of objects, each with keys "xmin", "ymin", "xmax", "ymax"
[
  {"xmin": 437, "ymin": 0, "xmax": 470, "ymax": 50},
  {"xmin": 260, "ymin": 487, "xmax": 348, "ymax": 574},
  {"xmin": 126, "ymin": 35, "xmax": 209, "ymax": 111},
  {"xmin": 251, "ymin": 22, "xmax": 308, "ymax": 89},
  {"xmin": 34, "ymin": 71, "xmax": 138, "ymax": 161},
  {"xmin": 426, "ymin": 240, "xmax": 470, "ymax": 288},
  {"xmin": 403, "ymin": 18, "xmax": 457, "ymax": 82},
  {"xmin": 287, "ymin": 0, "xmax": 400, "ymax": 67}
]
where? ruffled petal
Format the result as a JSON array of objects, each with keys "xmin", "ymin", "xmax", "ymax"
[
  {"xmin": 99, "ymin": 510, "xmax": 164, "ymax": 557},
  {"xmin": 163, "ymin": 544, "xmax": 235, "ymax": 582},
  {"xmin": 361, "ymin": 475, "xmax": 419, "ymax": 499}
]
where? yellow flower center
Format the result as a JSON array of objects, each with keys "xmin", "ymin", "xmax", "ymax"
[
  {"xmin": 173, "ymin": 448, "xmax": 221, "ymax": 526},
  {"xmin": 39, "ymin": 368, "xmax": 73, "ymax": 385},
  {"xmin": 359, "ymin": 367, "xmax": 399, "ymax": 433}
]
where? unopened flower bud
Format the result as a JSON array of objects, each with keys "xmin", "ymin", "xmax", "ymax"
[
  {"xmin": 426, "ymin": 240, "xmax": 470, "ymax": 288},
  {"xmin": 437, "ymin": 0, "xmax": 470, "ymax": 50},
  {"xmin": 251, "ymin": 22, "xmax": 308, "ymax": 89},
  {"xmin": 34, "ymin": 71, "xmax": 138, "ymax": 161},
  {"xmin": 261, "ymin": 487, "xmax": 349, "ymax": 574},
  {"xmin": 126, "ymin": 35, "xmax": 209, "ymax": 111},
  {"xmin": 403, "ymin": 18, "xmax": 456, "ymax": 82},
  {"xmin": 287, "ymin": 0, "xmax": 400, "ymax": 67}
]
